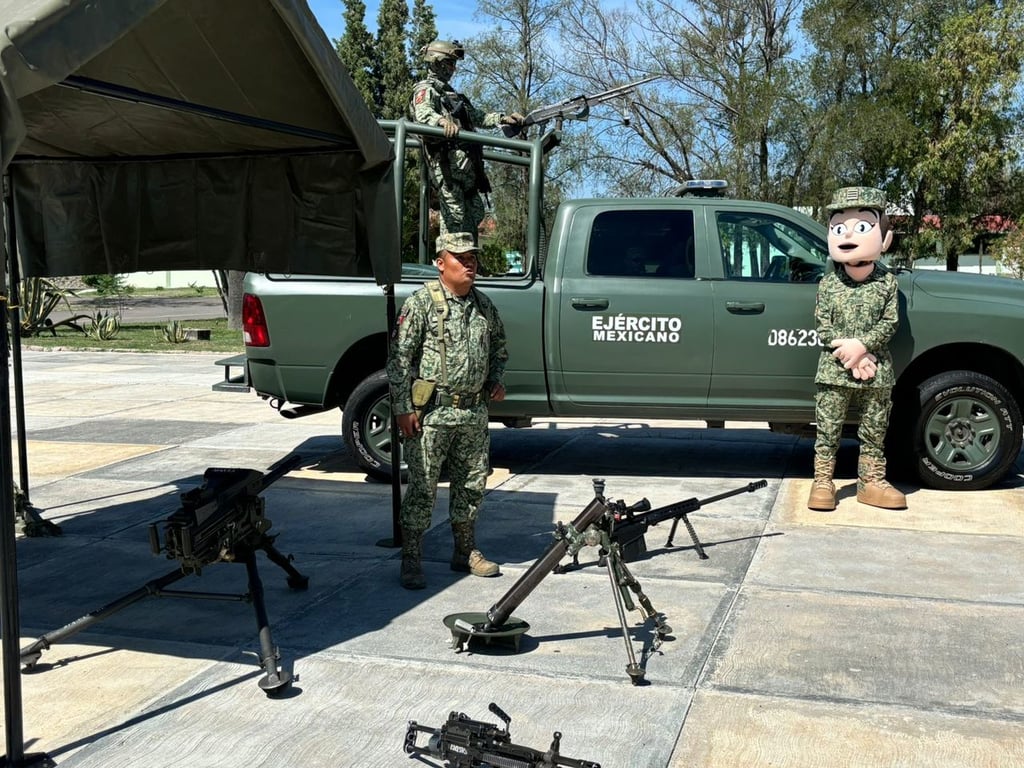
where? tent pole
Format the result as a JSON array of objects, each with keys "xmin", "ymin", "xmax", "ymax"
[
  {"xmin": 6, "ymin": 236, "xmax": 29, "ymax": 496},
  {"xmin": 377, "ymin": 121, "xmax": 408, "ymax": 550},
  {"xmin": 2, "ymin": 183, "xmax": 56, "ymax": 539},
  {"xmin": 0, "ymin": 175, "xmax": 49, "ymax": 767}
]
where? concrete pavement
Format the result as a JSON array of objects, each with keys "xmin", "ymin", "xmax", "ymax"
[{"xmin": 3, "ymin": 350, "xmax": 1022, "ymax": 767}]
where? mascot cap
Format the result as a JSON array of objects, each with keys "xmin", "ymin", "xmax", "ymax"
[{"xmin": 826, "ymin": 186, "xmax": 887, "ymax": 213}]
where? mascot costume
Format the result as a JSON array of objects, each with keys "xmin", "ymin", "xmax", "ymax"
[{"xmin": 809, "ymin": 187, "xmax": 907, "ymax": 511}]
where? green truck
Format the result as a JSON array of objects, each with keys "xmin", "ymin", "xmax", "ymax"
[{"xmin": 234, "ymin": 123, "xmax": 1024, "ymax": 492}]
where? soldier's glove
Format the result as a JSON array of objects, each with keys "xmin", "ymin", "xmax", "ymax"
[
  {"xmin": 502, "ymin": 112, "xmax": 525, "ymax": 125},
  {"xmin": 439, "ymin": 118, "xmax": 460, "ymax": 139}
]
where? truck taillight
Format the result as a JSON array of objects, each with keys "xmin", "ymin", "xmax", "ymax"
[{"xmin": 242, "ymin": 293, "xmax": 270, "ymax": 347}]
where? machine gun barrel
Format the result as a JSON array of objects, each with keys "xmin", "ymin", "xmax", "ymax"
[
  {"xmin": 502, "ymin": 75, "xmax": 659, "ymax": 136},
  {"xmin": 483, "ymin": 496, "xmax": 608, "ymax": 631}
]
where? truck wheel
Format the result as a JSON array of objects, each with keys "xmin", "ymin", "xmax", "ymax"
[
  {"xmin": 342, "ymin": 371, "xmax": 407, "ymax": 482},
  {"xmin": 908, "ymin": 371, "xmax": 1022, "ymax": 491}
]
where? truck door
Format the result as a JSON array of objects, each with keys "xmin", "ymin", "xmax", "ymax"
[
  {"xmin": 707, "ymin": 209, "xmax": 828, "ymax": 413},
  {"xmin": 554, "ymin": 207, "xmax": 713, "ymax": 411}
]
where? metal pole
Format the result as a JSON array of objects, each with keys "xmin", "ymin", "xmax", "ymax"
[
  {"xmin": 5, "ymin": 186, "xmax": 29, "ymax": 495},
  {"xmin": 0, "ymin": 176, "xmax": 30, "ymax": 766}
]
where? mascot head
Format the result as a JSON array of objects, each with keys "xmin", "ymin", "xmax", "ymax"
[{"xmin": 826, "ymin": 187, "xmax": 893, "ymax": 282}]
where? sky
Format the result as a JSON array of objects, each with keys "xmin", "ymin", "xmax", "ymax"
[{"xmin": 307, "ymin": 0, "xmax": 483, "ymax": 44}]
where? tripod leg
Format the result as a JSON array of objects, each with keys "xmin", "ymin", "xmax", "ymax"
[
  {"xmin": 243, "ymin": 554, "xmax": 291, "ymax": 696},
  {"xmin": 604, "ymin": 552, "xmax": 644, "ymax": 685},
  {"xmin": 258, "ymin": 536, "xmax": 309, "ymax": 590},
  {"xmin": 614, "ymin": 558, "xmax": 672, "ymax": 641},
  {"xmin": 19, "ymin": 568, "xmax": 186, "ymax": 669}
]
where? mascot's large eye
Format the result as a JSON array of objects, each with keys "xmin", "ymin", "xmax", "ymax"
[
  {"xmin": 853, "ymin": 220, "xmax": 877, "ymax": 234},
  {"xmin": 830, "ymin": 223, "xmax": 848, "ymax": 236}
]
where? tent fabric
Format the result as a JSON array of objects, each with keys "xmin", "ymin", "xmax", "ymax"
[{"xmin": 0, "ymin": 0, "xmax": 399, "ymax": 283}]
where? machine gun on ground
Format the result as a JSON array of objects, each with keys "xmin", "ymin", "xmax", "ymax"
[
  {"xmin": 501, "ymin": 76, "xmax": 659, "ymax": 137},
  {"xmin": 445, "ymin": 479, "xmax": 767, "ymax": 684},
  {"xmin": 19, "ymin": 454, "xmax": 307, "ymax": 696},
  {"xmin": 405, "ymin": 702, "xmax": 600, "ymax": 768}
]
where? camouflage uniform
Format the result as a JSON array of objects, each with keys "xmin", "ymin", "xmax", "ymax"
[
  {"xmin": 410, "ymin": 73, "xmax": 507, "ymax": 238},
  {"xmin": 386, "ymin": 244, "xmax": 508, "ymax": 584},
  {"xmin": 813, "ymin": 264, "xmax": 899, "ymax": 472}
]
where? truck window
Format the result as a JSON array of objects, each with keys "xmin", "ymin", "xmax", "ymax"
[
  {"xmin": 586, "ymin": 210, "xmax": 696, "ymax": 278},
  {"xmin": 716, "ymin": 212, "xmax": 827, "ymax": 283}
]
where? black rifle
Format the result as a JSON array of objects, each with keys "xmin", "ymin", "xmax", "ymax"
[
  {"xmin": 501, "ymin": 76, "xmax": 659, "ymax": 137},
  {"xmin": 574, "ymin": 479, "xmax": 769, "ymax": 566},
  {"xmin": 19, "ymin": 454, "xmax": 307, "ymax": 696},
  {"xmin": 405, "ymin": 702, "xmax": 600, "ymax": 768},
  {"xmin": 447, "ymin": 479, "xmax": 767, "ymax": 684}
]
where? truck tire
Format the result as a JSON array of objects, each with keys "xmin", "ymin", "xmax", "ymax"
[
  {"xmin": 907, "ymin": 371, "xmax": 1022, "ymax": 491},
  {"xmin": 342, "ymin": 371, "xmax": 407, "ymax": 482}
]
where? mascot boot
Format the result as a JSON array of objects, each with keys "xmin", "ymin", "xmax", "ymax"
[
  {"xmin": 857, "ymin": 457, "xmax": 907, "ymax": 509},
  {"xmin": 451, "ymin": 521, "xmax": 500, "ymax": 577},
  {"xmin": 807, "ymin": 457, "xmax": 837, "ymax": 511}
]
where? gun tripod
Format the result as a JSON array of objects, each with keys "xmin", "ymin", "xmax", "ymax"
[
  {"xmin": 20, "ymin": 459, "xmax": 309, "ymax": 697},
  {"xmin": 20, "ymin": 532, "xmax": 305, "ymax": 695},
  {"xmin": 446, "ymin": 478, "xmax": 767, "ymax": 685}
]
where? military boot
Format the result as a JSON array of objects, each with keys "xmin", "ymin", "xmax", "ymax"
[
  {"xmin": 857, "ymin": 457, "xmax": 907, "ymax": 510},
  {"xmin": 399, "ymin": 529, "xmax": 427, "ymax": 590},
  {"xmin": 450, "ymin": 521, "xmax": 500, "ymax": 577},
  {"xmin": 807, "ymin": 457, "xmax": 837, "ymax": 511}
]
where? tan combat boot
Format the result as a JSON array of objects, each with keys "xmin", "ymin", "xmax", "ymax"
[
  {"xmin": 857, "ymin": 457, "xmax": 907, "ymax": 510},
  {"xmin": 807, "ymin": 457, "xmax": 837, "ymax": 511},
  {"xmin": 400, "ymin": 529, "xmax": 427, "ymax": 590},
  {"xmin": 451, "ymin": 521, "xmax": 500, "ymax": 577}
]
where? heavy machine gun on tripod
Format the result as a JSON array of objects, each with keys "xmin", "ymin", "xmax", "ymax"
[
  {"xmin": 445, "ymin": 478, "xmax": 767, "ymax": 684},
  {"xmin": 19, "ymin": 454, "xmax": 307, "ymax": 696}
]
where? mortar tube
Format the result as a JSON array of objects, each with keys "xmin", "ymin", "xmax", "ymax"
[{"xmin": 484, "ymin": 497, "xmax": 607, "ymax": 630}]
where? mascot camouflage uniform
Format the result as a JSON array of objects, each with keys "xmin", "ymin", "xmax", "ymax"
[
  {"xmin": 409, "ymin": 40, "xmax": 522, "ymax": 240},
  {"xmin": 809, "ymin": 187, "xmax": 907, "ymax": 511}
]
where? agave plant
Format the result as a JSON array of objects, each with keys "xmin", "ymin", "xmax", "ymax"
[
  {"xmin": 86, "ymin": 311, "xmax": 121, "ymax": 340},
  {"xmin": 162, "ymin": 319, "xmax": 189, "ymax": 343},
  {"xmin": 18, "ymin": 277, "xmax": 90, "ymax": 337}
]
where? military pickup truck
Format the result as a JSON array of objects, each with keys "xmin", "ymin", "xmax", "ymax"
[{"xmin": 234, "ymin": 123, "xmax": 1024, "ymax": 492}]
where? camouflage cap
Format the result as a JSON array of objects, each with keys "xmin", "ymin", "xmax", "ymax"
[
  {"xmin": 826, "ymin": 186, "xmax": 887, "ymax": 213},
  {"xmin": 436, "ymin": 232, "xmax": 479, "ymax": 255}
]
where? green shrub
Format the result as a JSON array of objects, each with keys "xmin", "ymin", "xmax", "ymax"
[{"xmin": 82, "ymin": 274, "xmax": 134, "ymax": 296}]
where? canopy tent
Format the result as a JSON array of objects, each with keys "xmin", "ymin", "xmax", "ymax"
[
  {"xmin": 1, "ymin": 0, "xmax": 400, "ymax": 283},
  {"xmin": 0, "ymin": 2, "xmax": 401, "ymax": 764}
]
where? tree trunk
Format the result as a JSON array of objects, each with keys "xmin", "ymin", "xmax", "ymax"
[{"xmin": 214, "ymin": 270, "xmax": 246, "ymax": 330}]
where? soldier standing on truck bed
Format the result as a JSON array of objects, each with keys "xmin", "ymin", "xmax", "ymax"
[
  {"xmin": 409, "ymin": 40, "xmax": 523, "ymax": 241},
  {"xmin": 386, "ymin": 231, "xmax": 509, "ymax": 590}
]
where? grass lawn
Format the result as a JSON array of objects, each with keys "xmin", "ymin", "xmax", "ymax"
[{"xmin": 22, "ymin": 317, "xmax": 244, "ymax": 354}]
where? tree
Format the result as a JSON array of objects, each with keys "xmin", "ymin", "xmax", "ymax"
[
  {"xmin": 375, "ymin": 0, "xmax": 412, "ymax": 119},
  {"xmin": 800, "ymin": 0, "xmax": 1024, "ymax": 267},
  {"xmin": 409, "ymin": 0, "xmax": 438, "ymax": 82},
  {"xmin": 334, "ymin": 0, "xmax": 376, "ymax": 110},
  {"xmin": 461, "ymin": 0, "xmax": 563, "ymax": 255},
  {"xmin": 993, "ymin": 226, "xmax": 1024, "ymax": 279}
]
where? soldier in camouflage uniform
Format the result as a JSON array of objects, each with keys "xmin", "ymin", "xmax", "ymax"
[
  {"xmin": 386, "ymin": 231, "xmax": 509, "ymax": 589},
  {"xmin": 409, "ymin": 40, "xmax": 523, "ymax": 240},
  {"xmin": 810, "ymin": 187, "xmax": 907, "ymax": 511}
]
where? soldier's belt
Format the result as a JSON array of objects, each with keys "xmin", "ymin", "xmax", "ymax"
[{"xmin": 433, "ymin": 390, "xmax": 486, "ymax": 409}]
